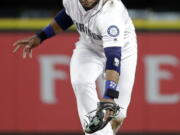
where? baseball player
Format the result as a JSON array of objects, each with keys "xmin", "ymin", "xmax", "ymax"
[{"xmin": 13, "ymin": 0, "xmax": 137, "ymax": 135}]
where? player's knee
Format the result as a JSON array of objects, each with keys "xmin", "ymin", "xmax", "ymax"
[
  {"xmin": 111, "ymin": 118, "xmax": 125, "ymax": 131},
  {"xmin": 71, "ymin": 80, "xmax": 95, "ymax": 94},
  {"xmin": 71, "ymin": 79, "xmax": 94, "ymax": 87}
]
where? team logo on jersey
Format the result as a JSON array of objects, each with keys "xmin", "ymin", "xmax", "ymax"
[{"xmin": 107, "ymin": 25, "xmax": 120, "ymax": 37}]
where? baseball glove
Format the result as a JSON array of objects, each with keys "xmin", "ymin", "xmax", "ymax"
[{"xmin": 84, "ymin": 102, "xmax": 120, "ymax": 134}]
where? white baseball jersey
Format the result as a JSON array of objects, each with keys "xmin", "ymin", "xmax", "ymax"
[{"xmin": 63, "ymin": 0, "xmax": 137, "ymax": 58}]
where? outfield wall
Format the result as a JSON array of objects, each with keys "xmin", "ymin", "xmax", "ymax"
[{"xmin": 0, "ymin": 33, "xmax": 180, "ymax": 133}]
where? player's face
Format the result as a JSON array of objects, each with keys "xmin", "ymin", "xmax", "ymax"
[{"xmin": 79, "ymin": 0, "xmax": 100, "ymax": 10}]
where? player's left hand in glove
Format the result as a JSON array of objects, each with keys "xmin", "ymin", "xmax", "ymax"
[
  {"xmin": 12, "ymin": 35, "xmax": 41, "ymax": 58},
  {"xmin": 84, "ymin": 99, "xmax": 120, "ymax": 134}
]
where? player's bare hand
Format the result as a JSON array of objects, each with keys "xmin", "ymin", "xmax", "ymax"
[{"xmin": 12, "ymin": 35, "xmax": 41, "ymax": 58}]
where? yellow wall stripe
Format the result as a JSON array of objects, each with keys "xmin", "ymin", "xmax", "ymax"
[
  {"xmin": 0, "ymin": 18, "xmax": 180, "ymax": 30},
  {"xmin": 134, "ymin": 19, "xmax": 180, "ymax": 30},
  {"xmin": 0, "ymin": 18, "xmax": 51, "ymax": 30}
]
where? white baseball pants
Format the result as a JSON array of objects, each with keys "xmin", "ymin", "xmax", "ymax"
[{"xmin": 70, "ymin": 41, "xmax": 137, "ymax": 135}]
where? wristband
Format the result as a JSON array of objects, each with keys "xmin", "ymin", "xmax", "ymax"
[
  {"xmin": 36, "ymin": 24, "xmax": 55, "ymax": 43},
  {"xmin": 103, "ymin": 80, "xmax": 119, "ymax": 99}
]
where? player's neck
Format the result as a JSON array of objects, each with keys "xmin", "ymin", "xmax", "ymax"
[{"xmin": 79, "ymin": 0, "xmax": 100, "ymax": 11}]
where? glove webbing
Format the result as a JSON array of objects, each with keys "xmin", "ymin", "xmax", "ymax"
[{"xmin": 84, "ymin": 102, "xmax": 120, "ymax": 134}]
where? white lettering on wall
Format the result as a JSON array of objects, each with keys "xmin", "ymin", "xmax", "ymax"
[
  {"xmin": 144, "ymin": 55, "xmax": 179, "ymax": 104},
  {"xmin": 39, "ymin": 55, "xmax": 70, "ymax": 104}
]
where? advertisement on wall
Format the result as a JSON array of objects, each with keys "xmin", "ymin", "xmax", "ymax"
[{"xmin": 0, "ymin": 33, "xmax": 179, "ymax": 132}]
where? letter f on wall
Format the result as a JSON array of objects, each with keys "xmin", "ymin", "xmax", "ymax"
[{"xmin": 39, "ymin": 55, "xmax": 70, "ymax": 104}]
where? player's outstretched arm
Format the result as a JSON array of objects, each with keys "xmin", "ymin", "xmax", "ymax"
[
  {"xmin": 100, "ymin": 46, "xmax": 121, "ymax": 120},
  {"xmin": 102, "ymin": 47, "xmax": 121, "ymax": 101},
  {"xmin": 12, "ymin": 8, "xmax": 73, "ymax": 58}
]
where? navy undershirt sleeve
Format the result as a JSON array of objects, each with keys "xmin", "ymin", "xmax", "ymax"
[
  {"xmin": 54, "ymin": 8, "xmax": 73, "ymax": 30},
  {"xmin": 104, "ymin": 47, "xmax": 121, "ymax": 73}
]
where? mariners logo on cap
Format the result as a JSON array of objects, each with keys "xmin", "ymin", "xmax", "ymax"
[{"xmin": 107, "ymin": 25, "xmax": 120, "ymax": 37}]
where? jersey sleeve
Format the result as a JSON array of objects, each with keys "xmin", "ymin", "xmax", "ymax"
[{"xmin": 97, "ymin": 7, "xmax": 125, "ymax": 48}]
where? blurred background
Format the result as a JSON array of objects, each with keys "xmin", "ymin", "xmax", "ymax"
[{"xmin": 0, "ymin": 0, "xmax": 180, "ymax": 135}]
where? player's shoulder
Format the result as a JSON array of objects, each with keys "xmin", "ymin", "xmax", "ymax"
[
  {"xmin": 96, "ymin": 0, "xmax": 128, "ymax": 30},
  {"xmin": 63, "ymin": 0, "xmax": 76, "ymax": 7},
  {"xmin": 62, "ymin": 0, "xmax": 69, "ymax": 6},
  {"xmin": 102, "ymin": 0, "xmax": 124, "ymax": 14},
  {"xmin": 97, "ymin": 0, "xmax": 124, "ymax": 21}
]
